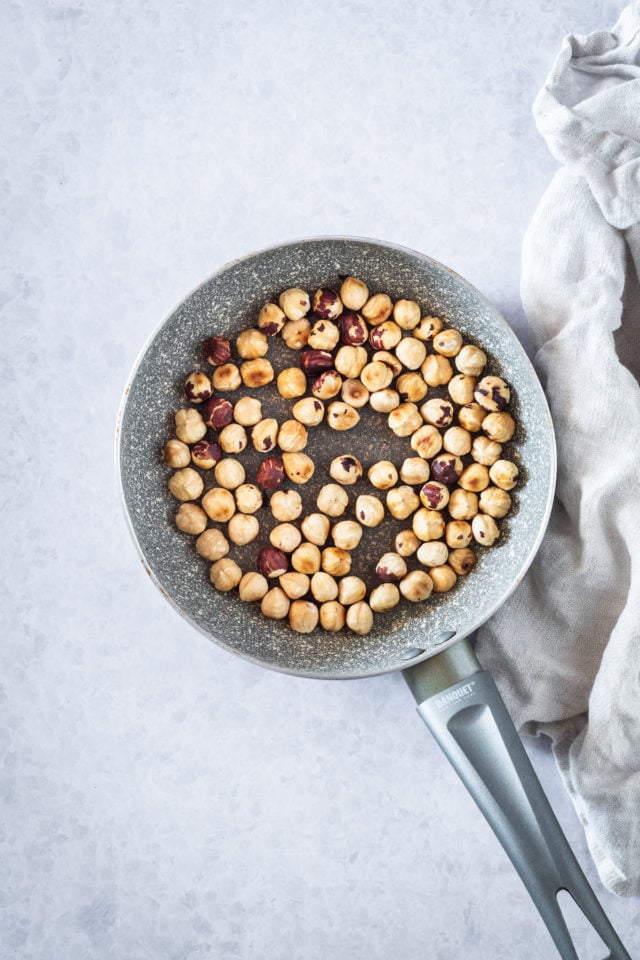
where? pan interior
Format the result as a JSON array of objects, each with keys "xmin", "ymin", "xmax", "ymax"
[{"xmin": 117, "ymin": 237, "xmax": 555, "ymax": 679}]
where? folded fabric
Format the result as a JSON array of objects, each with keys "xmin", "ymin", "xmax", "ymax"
[{"xmin": 475, "ymin": 2, "xmax": 640, "ymax": 897}]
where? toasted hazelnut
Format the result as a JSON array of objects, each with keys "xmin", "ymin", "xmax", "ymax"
[
  {"xmin": 472, "ymin": 437, "xmax": 503, "ymax": 467},
  {"xmin": 489, "ymin": 459, "xmax": 518, "ymax": 489},
  {"xmin": 278, "ymin": 419, "xmax": 308, "ymax": 452},
  {"xmin": 261, "ymin": 586, "xmax": 291, "ymax": 619},
  {"xmin": 239, "ymin": 571, "xmax": 269, "ymax": 602},
  {"xmin": 417, "ymin": 541, "xmax": 449, "ymax": 568},
  {"xmin": 386, "ymin": 485, "xmax": 420, "ymax": 520},
  {"xmin": 443, "ymin": 426, "xmax": 472, "ymax": 456},
  {"xmin": 482, "ymin": 412, "xmax": 516, "ymax": 443},
  {"xmin": 292, "ymin": 542, "xmax": 321, "ymax": 574},
  {"xmin": 448, "ymin": 489, "xmax": 479, "ymax": 521},
  {"xmin": 236, "ymin": 328, "xmax": 268, "ymax": 360},
  {"xmin": 341, "ymin": 378, "xmax": 370, "ymax": 407},
  {"xmin": 256, "ymin": 457, "xmax": 285, "ymax": 490},
  {"xmin": 362, "ymin": 293, "xmax": 392, "ymax": 326},
  {"xmin": 204, "ymin": 335, "xmax": 231, "ymax": 366},
  {"xmin": 175, "ymin": 502, "xmax": 208, "ymax": 535},
  {"xmin": 218, "ymin": 423, "xmax": 248, "ymax": 454},
  {"xmin": 202, "ymin": 487, "xmax": 236, "ymax": 522},
  {"xmin": 210, "ymin": 558, "xmax": 242, "ymax": 592},
  {"xmin": 317, "ymin": 483, "xmax": 350, "ymax": 516},
  {"xmin": 399, "ymin": 570, "xmax": 433, "ymax": 602},
  {"xmin": 310, "ymin": 572, "xmax": 338, "ymax": 602},
  {"xmin": 329, "ymin": 455, "xmax": 362, "ymax": 486},
  {"xmin": 479, "ymin": 487, "xmax": 512, "ymax": 518},
  {"xmin": 212, "ymin": 363, "xmax": 242, "ymax": 391},
  {"xmin": 279, "ymin": 572, "xmax": 311, "ymax": 600},
  {"xmin": 331, "ymin": 520, "xmax": 362, "ymax": 551},
  {"xmin": 282, "ymin": 317, "xmax": 311, "ymax": 350},
  {"xmin": 472, "ymin": 513, "xmax": 500, "ymax": 546},
  {"xmin": 175, "ymin": 408, "xmax": 207, "ymax": 444},
  {"xmin": 411, "ymin": 424, "xmax": 443, "ymax": 460},
  {"xmin": 395, "ymin": 337, "xmax": 427, "ymax": 371},
  {"xmin": 312, "ymin": 287, "xmax": 343, "ymax": 320},
  {"xmin": 168, "ymin": 467, "xmax": 204, "ymax": 502},
  {"xmin": 270, "ymin": 489, "xmax": 303, "ymax": 522},
  {"xmin": 346, "ymin": 601, "xmax": 374, "ymax": 635},
  {"xmin": 270, "ymin": 522, "xmax": 302, "ymax": 553},
  {"xmin": 445, "ymin": 520, "xmax": 473, "ymax": 548},
  {"xmin": 369, "ymin": 582, "xmax": 401, "ymax": 613},
  {"xmin": 370, "ymin": 320, "xmax": 402, "ymax": 351},
  {"xmin": 184, "ymin": 371, "xmax": 213, "ymax": 403},
  {"xmin": 257, "ymin": 546, "xmax": 289, "ymax": 578},
  {"xmin": 252, "ymin": 418, "xmax": 279, "ymax": 453},
  {"xmin": 164, "ymin": 438, "xmax": 191, "ymax": 468},
  {"xmin": 421, "ymin": 398, "xmax": 454, "ymax": 428},
  {"xmin": 448, "ymin": 547, "xmax": 477, "ymax": 575},
  {"xmin": 360, "ymin": 361, "xmax": 393, "ymax": 392},
  {"xmin": 400, "ymin": 457, "xmax": 430, "ymax": 485},
  {"xmin": 355, "ymin": 494, "xmax": 385, "ymax": 527},
  {"xmin": 320, "ymin": 600, "xmax": 346, "ymax": 631},
  {"xmin": 375, "ymin": 552, "xmax": 407, "ymax": 583},
  {"xmin": 258, "ymin": 302, "xmax": 286, "ymax": 336},
  {"xmin": 338, "ymin": 576, "xmax": 367, "ymax": 605},
  {"xmin": 234, "ymin": 396, "xmax": 263, "ymax": 426},
  {"xmin": 459, "ymin": 463, "xmax": 490, "ymax": 492},
  {"xmin": 292, "ymin": 397, "xmax": 325, "ymax": 426},
  {"xmin": 370, "ymin": 388, "xmax": 400, "ymax": 412},
  {"xmin": 228, "ymin": 513, "xmax": 260, "ymax": 546},
  {"xmin": 388, "ymin": 403, "xmax": 423, "ymax": 438},
  {"xmin": 301, "ymin": 513, "xmax": 331, "ymax": 545},
  {"xmin": 419, "ymin": 481, "xmax": 449, "ymax": 511},
  {"xmin": 334, "ymin": 345, "xmax": 368, "ymax": 378},
  {"xmin": 393, "ymin": 299, "xmax": 421, "ymax": 330},
  {"xmin": 414, "ymin": 316, "xmax": 444, "ymax": 341},
  {"xmin": 458, "ymin": 402, "xmax": 486, "ymax": 432},
  {"xmin": 430, "ymin": 453, "xmax": 463, "ymax": 487},
  {"xmin": 448, "ymin": 374, "xmax": 476, "ymax": 406},
  {"xmin": 395, "ymin": 529, "xmax": 421, "ymax": 556},
  {"xmin": 203, "ymin": 397, "xmax": 233, "ymax": 431},
  {"xmin": 421, "ymin": 354, "xmax": 453, "ymax": 386},
  {"xmin": 340, "ymin": 276, "xmax": 369, "ymax": 311},
  {"xmin": 372, "ymin": 350, "xmax": 403, "ymax": 377},
  {"xmin": 300, "ymin": 349, "xmax": 333, "ymax": 375},
  {"xmin": 322, "ymin": 547, "xmax": 352, "ymax": 577},
  {"xmin": 455, "ymin": 344, "xmax": 486, "ymax": 376},
  {"xmin": 289, "ymin": 600, "xmax": 320, "ymax": 633},
  {"xmin": 475, "ymin": 376, "xmax": 510, "ymax": 412},
  {"xmin": 368, "ymin": 460, "xmax": 398, "ymax": 490},
  {"xmin": 395, "ymin": 373, "xmax": 428, "ymax": 403},
  {"xmin": 338, "ymin": 312, "xmax": 368, "ymax": 345},
  {"xmin": 214, "ymin": 457, "xmax": 246, "ymax": 489},
  {"xmin": 312, "ymin": 369, "xmax": 342, "ymax": 400},
  {"xmin": 327, "ymin": 401, "xmax": 360, "ymax": 431},
  {"xmin": 308, "ymin": 318, "xmax": 340, "ymax": 351},
  {"xmin": 413, "ymin": 508, "xmax": 445, "ymax": 542},
  {"xmin": 235, "ymin": 483, "xmax": 263, "ymax": 514},
  {"xmin": 433, "ymin": 328, "xmax": 463, "ymax": 357},
  {"xmin": 430, "ymin": 564, "xmax": 457, "ymax": 593},
  {"xmin": 241, "ymin": 358, "xmax": 274, "ymax": 388},
  {"xmin": 277, "ymin": 367, "xmax": 307, "ymax": 399},
  {"xmin": 282, "ymin": 452, "xmax": 315, "ymax": 484},
  {"xmin": 279, "ymin": 287, "xmax": 311, "ymax": 321}
]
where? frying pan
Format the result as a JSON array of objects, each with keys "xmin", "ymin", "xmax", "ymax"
[{"xmin": 116, "ymin": 237, "xmax": 630, "ymax": 960}]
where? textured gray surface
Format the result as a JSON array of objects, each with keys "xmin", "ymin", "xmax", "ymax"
[{"xmin": 3, "ymin": 1, "xmax": 639, "ymax": 958}]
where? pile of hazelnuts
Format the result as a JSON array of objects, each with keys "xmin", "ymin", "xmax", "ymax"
[{"xmin": 162, "ymin": 276, "xmax": 520, "ymax": 636}]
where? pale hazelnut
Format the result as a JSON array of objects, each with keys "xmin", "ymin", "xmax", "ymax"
[
  {"xmin": 277, "ymin": 367, "xmax": 307, "ymax": 399},
  {"xmin": 395, "ymin": 337, "xmax": 427, "ymax": 370},
  {"xmin": 308, "ymin": 318, "xmax": 340, "ymax": 350},
  {"xmin": 421, "ymin": 354, "xmax": 453, "ymax": 386},
  {"xmin": 202, "ymin": 487, "xmax": 236, "ymax": 522},
  {"xmin": 311, "ymin": 369, "xmax": 342, "ymax": 400},
  {"xmin": 386, "ymin": 485, "xmax": 420, "ymax": 520},
  {"xmin": 326, "ymin": 401, "xmax": 360, "ymax": 431},
  {"xmin": 257, "ymin": 546, "xmax": 289, "ymax": 578},
  {"xmin": 472, "ymin": 436, "xmax": 503, "ymax": 466},
  {"xmin": 393, "ymin": 299, "xmax": 421, "ymax": 330},
  {"xmin": 340, "ymin": 276, "xmax": 369, "ymax": 311},
  {"xmin": 289, "ymin": 600, "xmax": 319, "ymax": 634},
  {"xmin": 372, "ymin": 350, "xmax": 403, "ymax": 377},
  {"xmin": 399, "ymin": 457, "xmax": 430, "ymax": 486},
  {"xmin": 445, "ymin": 520, "xmax": 473, "ymax": 548},
  {"xmin": 458, "ymin": 402, "xmax": 486, "ymax": 432},
  {"xmin": 279, "ymin": 572, "xmax": 310, "ymax": 600},
  {"xmin": 257, "ymin": 302, "xmax": 286, "ymax": 336},
  {"xmin": 184, "ymin": 370, "xmax": 213, "ymax": 403},
  {"xmin": 482, "ymin": 412, "xmax": 516, "ymax": 443},
  {"xmin": 395, "ymin": 530, "xmax": 420, "ymax": 556},
  {"xmin": 270, "ymin": 522, "xmax": 302, "ymax": 553},
  {"xmin": 256, "ymin": 457, "xmax": 285, "ymax": 490},
  {"xmin": 204, "ymin": 335, "xmax": 232, "ymax": 366},
  {"xmin": 370, "ymin": 320, "xmax": 402, "ymax": 351},
  {"xmin": 331, "ymin": 520, "xmax": 362, "ymax": 551},
  {"xmin": 329, "ymin": 455, "xmax": 362, "ymax": 485},
  {"xmin": 203, "ymin": 397, "xmax": 234, "ymax": 430},
  {"xmin": 292, "ymin": 397, "xmax": 325, "ymax": 426},
  {"xmin": 421, "ymin": 398, "xmax": 454, "ymax": 427},
  {"xmin": 448, "ymin": 374, "xmax": 476, "ymax": 406},
  {"xmin": 368, "ymin": 460, "xmax": 398, "ymax": 490},
  {"xmin": 341, "ymin": 379, "xmax": 370, "ymax": 407},
  {"xmin": 489, "ymin": 459, "xmax": 518, "ymax": 490},
  {"xmin": 369, "ymin": 388, "xmax": 400, "ymax": 412},
  {"xmin": 210, "ymin": 557, "xmax": 242, "ymax": 592},
  {"xmin": 388, "ymin": 403, "xmax": 423, "ymax": 437},
  {"xmin": 235, "ymin": 483, "xmax": 263, "ymax": 514},
  {"xmin": 236, "ymin": 328, "xmax": 268, "ymax": 359},
  {"xmin": 475, "ymin": 376, "xmax": 510, "ymax": 412},
  {"xmin": 417, "ymin": 541, "xmax": 449, "ymax": 568},
  {"xmin": 277, "ymin": 420, "xmax": 308, "ymax": 452},
  {"xmin": 413, "ymin": 508, "xmax": 445, "ymax": 542},
  {"xmin": 312, "ymin": 288, "xmax": 343, "ymax": 320},
  {"xmin": 338, "ymin": 576, "xmax": 367, "ymax": 605},
  {"xmin": 448, "ymin": 548, "xmax": 477, "ymax": 576},
  {"xmin": 419, "ymin": 481, "xmax": 449, "ymax": 511},
  {"xmin": 362, "ymin": 293, "xmax": 392, "ymax": 325},
  {"xmin": 443, "ymin": 426, "xmax": 472, "ymax": 456},
  {"xmin": 414, "ymin": 316, "xmax": 444, "ymax": 341},
  {"xmin": 218, "ymin": 423, "xmax": 248, "ymax": 454},
  {"xmin": 399, "ymin": 570, "xmax": 433, "ymax": 602},
  {"xmin": 395, "ymin": 372, "xmax": 428, "ymax": 403},
  {"xmin": 411, "ymin": 424, "xmax": 443, "ymax": 460},
  {"xmin": 282, "ymin": 452, "xmax": 315, "ymax": 484},
  {"xmin": 317, "ymin": 483, "xmax": 350, "ymax": 516},
  {"xmin": 279, "ymin": 287, "xmax": 311, "ymax": 321},
  {"xmin": 175, "ymin": 502, "xmax": 208, "ymax": 535},
  {"xmin": 459, "ymin": 463, "xmax": 490, "ymax": 492},
  {"xmin": 291, "ymin": 542, "xmax": 321, "ymax": 574},
  {"xmin": 175, "ymin": 408, "xmax": 207, "ymax": 444},
  {"xmin": 168, "ymin": 467, "xmax": 204, "ymax": 502},
  {"xmin": 301, "ymin": 513, "xmax": 331, "ymax": 545},
  {"xmin": 448, "ymin": 489, "xmax": 479, "ymax": 520},
  {"xmin": 369, "ymin": 583, "xmax": 400, "ymax": 613},
  {"xmin": 334, "ymin": 345, "xmax": 368, "ymax": 378},
  {"xmin": 241, "ymin": 358, "xmax": 274, "ymax": 388},
  {"xmin": 234, "ymin": 396, "xmax": 262, "ymax": 426},
  {"xmin": 338, "ymin": 312, "xmax": 368, "ymax": 346},
  {"xmin": 355, "ymin": 494, "xmax": 385, "ymax": 527},
  {"xmin": 214, "ymin": 458, "xmax": 246, "ymax": 490},
  {"xmin": 479, "ymin": 487, "xmax": 512, "ymax": 518},
  {"xmin": 212, "ymin": 363, "xmax": 242, "ymax": 391},
  {"xmin": 270, "ymin": 489, "xmax": 303, "ymax": 522},
  {"xmin": 227, "ymin": 513, "xmax": 260, "ymax": 545},
  {"xmin": 310, "ymin": 572, "xmax": 338, "ymax": 602},
  {"xmin": 433, "ymin": 328, "xmax": 463, "ymax": 357},
  {"xmin": 375, "ymin": 552, "xmax": 407, "ymax": 583},
  {"xmin": 282, "ymin": 317, "xmax": 311, "ymax": 349},
  {"xmin": 472, "ymin": 513, "xmax": 500, "ymax": 546},
  {"xmin": 345, "ymin": 601, "xmax": 374, "ymax": 635},
  {"xmin": 456, "ymin": 344, "xmax": 486, "ymax": 377},
  {"xmin": 252, "ymin": 418, "xmax": 279, "ymax": 453},
  {"xmin": 430, "ymin": 564, "xmax": 457, "ymax": 593},
  {"xmin": 322, "ymin": 547, "xmax": 352, "ymax": 577},
  {"xmin": 164, "ymin": 438, "xmax": 191, "ymax": 468},
  {"xmin": 320, "ymin": 600, "xmax": 346, "ymax": 631},
  {"xmin": 360, "ymin": 361, "xmax": 393, "ymax": 392},
  {"xmin": 261, "ymin": 586, "xmax": 291, "ymax": 619},
  {"xmin": 238, "ymin": 571, "xmax": 269, "ymax": 602}
]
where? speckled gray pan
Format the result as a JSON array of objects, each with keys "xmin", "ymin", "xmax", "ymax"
[{"xmin": 116, "ymin": 236, "xmax": 556, "ymax": 679}]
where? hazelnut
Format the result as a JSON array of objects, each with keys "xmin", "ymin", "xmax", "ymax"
[
  {"xmin": 184, "ymin": 371, "xmax": 213, "ymax": 403},
  {"xmin": 175, "ymin": 408, "xmax": 207, "ymax": 444},
  {"xmin": 355, "ymin": 494, "xmax": 385, "ymax": 527},
  {"xmin": 370, "ymin": 320, "xmax": 402, "ymax": 351},
  {"xmin": 393, "ymin": 299, "xmax": 421, "ymax": 330},
  {"xmin": 421, "ymin": 354, "xmax": 453, "ymax": 386},
  {"xmin": 279, "ymin": 287, "xmax": 311, "ymax": 321},
  {"xmin": 375, "ymin": 552, "xmax": 407, "ymax": 583},
  {"xmin": 386, "ymin": 485, "xmax": 420, "ymax": 520},
  {"xmin": 396, "ymin": 337, "xmax": 427, "ymax": 370},
  {"xmin": 291, "ymin": 542, "xmax": 321, "ymax": 574},
  {"xmin": 277, "ymin": 419, "xmax": 308, "ymax": 452},
  {"xmin": 163, "ymin": 438, "xmax": 191, "ymax": 468},
  {"xmin": 396, "ymin": 529, "xmax": 420, "ymax": 556},
  {"xmin": 448, "ymin": 489, "xmax": 479, "ymax": 520},
  {"xmin": 472, "ymin": 514, "xmax": 500, "ymax": 546},
  {"xmin": 289, "ymin": 600, "xmax": 320, "ymax": 634},
  {"xmin": 471, "ymin": 436, "xmax": 503, "ymax": 467},
  {"xmin": 475, "ymin": 376, "xmax": 510, "ymax": 412},
  {"xmin": 433, "ymin": 328, "xmax": 463, "ymax": 357},
  {"xmin": 489, "ymin": 459, "xmax": 518, "ymax": 490},
  {"xmin": 282, "ymin": 317, "xmax": 311, "ymax": 349},
  {"xmin": 399, "ymin": 570, "xmax": 433, "ymax": 602},
  {"xmin": 372, "ymin": 350, "xmax": 403, "ymax": 377},
  {"xmin": 360, "ymin": 361, "xmax": 393, "ymax": 392},
  {"xmin": 368, "ymin": 460, "xmax": 398, "ymax": 490},
  {"xmin": 261, "ymin": 586, "xmax": 291, "ymax": 619},
  {"xmin": 235, "ymin": 483, "xmax": 263, "ymax": 514},
  {"xmin": 270, "ymin": 522, "xmax": 302, "ymax": 553},
  {"xmin": 256, "ymin": 457, "xmax": 285, "ymax": 490},
  {"xmin": 175, "ymin": 503, "xmax": 208, "ymax": 535},
  {"xmin": 456, "ymin": 344, "xmax": 486, "ymax": 377},
  {"xmin": 257, "ymin": 302, "xmax": 286, "ymax": 336},
  {"xmin": 203, "ymin": 397, "xmax": 234, "ymax": 430},
  {"xmin": 479, "ymin": 487, "xmax": 512, "ymax": 518},
  {"xmin": 277, "ymin": 367, "xmax": 307, "ymax": 399},
  {"xmin": 419, "ymin": 481, "xmax": 450, "ymax": 511},
  {"xmin": 301, "ymin": 513, "xmax": 331, "ymax": 545},
  {"xmin": 292, "ymin": 397, "xmax": 325, "ymax": 427},
  {"xmin": 270, "ymin": 489, "xmax": 303, "ymax": 522},
  {"xmin": 341, "ymin": 379, "xmax": 370, "ymax": 407},
  {"xmin": 168, "ymin": 467, "xmax": 204, "ymax": 502},
  {"xmin": 414, "ymin": 316, "xmax": 444, "ymax": 341},
  {"xmin": 400, "ymin": 457, "xmax": 430, "ymax": 486},
  {"xmin": 340, "ymin": 276, "xmax": 369, "ymax": 311},
  {"xmin": 257, "ymin": 546, "xmax": 289, "ymax": 578},
  {"xmin": 430, "ymin": 453, "xmax": 463, "ymax": 486},
  {"xmin": 317, "ymin": 483, "xmax": 350, "ymax": 516},
  {"xmin": 362, "ymin": 293, "xmax": 393, "ymax": 325},
  {"xmin": 312, "ymin": 287, "xmax": 343, "ymax": 320},
  {"xmin": 446, "ymin": 520, "xmax": 473, "ymax": 548},
  {"xmin": 308, "ymin": 318, "xmax": 340, "ymax": 351},
  {"xmin": 448, "ymin": 547, "xmax": 477, "ymax": 576},
  {"xmin": 448, "ymin": 374, "xmax": 476, "ymax": 406},
  {"xmin": 443, "ymin": 426, "xmax": 472, "ymax": 456},
  {"xmin": 369, "ymin": 388, "xmax": 400, "ymax": 413},
  {"xmin": 252, "ymin": 418, "xmax": 279, "ymax": 453},
  {"xmin": 413, "ymin": 508, "xmax": 445, "ymax": 542},
  {"xmin": 370, "ymin": 583, "xmax": 401, "ymax": 613},
  {"xmin": 417, "ymin": 541, "xmax": 449, "ymax": 568},
  {"xmin": 335, "ymin": 345, "xmax": 368, "ymax": 378},
  {"xmin": 458, "ymin": 402, "xmax": 486, "ymax": 432},
  {"xmin": 338, "ymin": 312, "xmax": 368, "ymax": 345},
  {"xmin": 395, "ymin": 372, "xmax": 428, "ymax": 403},
  {"xmin": 388, "ymin": 403, "xmax": 423, "ymax": 437},
  {"xmin": 241, "ymin": 358, "xmax": 274, "ymax": 388},
  {"xmin": 212, "ymin": 363, "xmax": 242, "ymax": 391},
  {"xmin": 214, "ymin": 457, "xmax": 246, "ymax": 489},
  {"xmin": 326, "ymin": 401, "xmax": 360, "ymax": 431},
  {"xmin": 482, "ymin": 412, "xmax": 516, "ymax": 443},
  {"xmin": 236, "ymin": 328, "xmax": 268, "ymax": 359},
  {"xmin": 202, "ymin": 487, "xmax": 236, "ymax": 522},
  {"xmin": 338, "ymin": 576, "xmax": 367, "ymax": 605},
  {"xmin": 238, "ymin": 571, "xmax": 269, "ymax": 602},
  {"xmin": 282, "ymin": 452, "xmax": 315, "ymax": 484},
  {"xmin": 210, "ymin": 558, "xmax": 242, "ymax": 592},
  {"xmin": 218, "ymin": 423, "xmax": 248, "ymax": 454},
  {"xmin": 227, "ymin": 513, "xmax": 260, "ymax": 545},
  {"xmin": 312, "ymin": 369, "xmax": 342, "ymax": 400},
  {"xmin": 345, "ymin": 601, "xmax": 374, "ymax": 635},
  {"xmin": 331, "ymin": 520, "xmax": 362, "ymax": 551},
  {"xmin": 430, "ymin": 564, "xmax": 457, "ymax": 593},
  {"xmin": 320, "ymin": 600, "xmax": 346, "ymax": 631},
  {"xmin": 410, "ymin": 424, "xmax": 443, "ymax": 460},
  {"xmin": 322, "ymin": 547, "xmax": 352, "ymax": 577},
  {"xmin": 310, "ymin": 572, "xmax": 338, "ymax": 602},
  {"xmin": 421, "ymin": 398, "xmax": 454, "ymax": 428},
  {"xmin": 204, "ymin": 335, "xmax": 231, "ymax": 366},
  {"xmin": 234, "ymin": 396, "xmax": 263, "ymax": 426},
  {"xmin": 459, "ymin": 463, "xmax": 490, "ymax": 492},
  {"xmin": 279, "ymin": 572, "xmax": 311, "ymax": 600},
  {"xmin": 300, "ymin": 349, "xmax": 334, "ymax": 375}
]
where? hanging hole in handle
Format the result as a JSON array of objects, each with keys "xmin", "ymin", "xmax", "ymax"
[
  {"xmin": 401, "ymin": 631, "xmax": 457, "ymax": 661},
  {"xmin": 556, "ymin": 890, "xmax": 610, "ymax": 960}
]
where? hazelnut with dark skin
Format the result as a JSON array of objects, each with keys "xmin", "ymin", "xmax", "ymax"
[
  {"xmin": 430, "ymin": 453, "xmax": 464, "ymax": 487},
  {"xmin": 338, "ymin": 312, "xmax": 368, "ymax": 345},
  {"xmin": 257, "ymin": 547, "xmax": 289, "ymax": 579},
  {"xmin": 191, "ymin": 440, "xmax": 222, "ymax": 470},
  {"xmin": 300, "ymin": 349, "xmax": 334, "ymax": 375},
  {"xmin": 312, "ymin": 287, "xmax": 343, "ymax": 320},
  {"xmin": 203, "ymin": 397, "xmax": 234, "ymax": 430},
  {"xmin": 204, "ymin": 335, "xmax": 231, "ymax": 366},
  {"xmin": 184, "ymin": 371, "xmax": 213, "ymax": 403},
  {"xmin": 256, "ymin": 456, "xmax": 285, "ymax": 490}
]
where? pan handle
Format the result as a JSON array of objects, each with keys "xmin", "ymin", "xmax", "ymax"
[{"xmin": 403, "ymin": 639, "xmax": 630, "ymax": 960}]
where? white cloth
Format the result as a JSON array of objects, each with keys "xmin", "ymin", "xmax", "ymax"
[{"xmin": 476, "ymin": 3, "xmax": 640, "ymax": 897}]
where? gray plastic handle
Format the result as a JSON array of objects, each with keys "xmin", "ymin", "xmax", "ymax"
[{"xmin": 404, "ymin": 640, "xmax": 631, "ymax": 960}]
